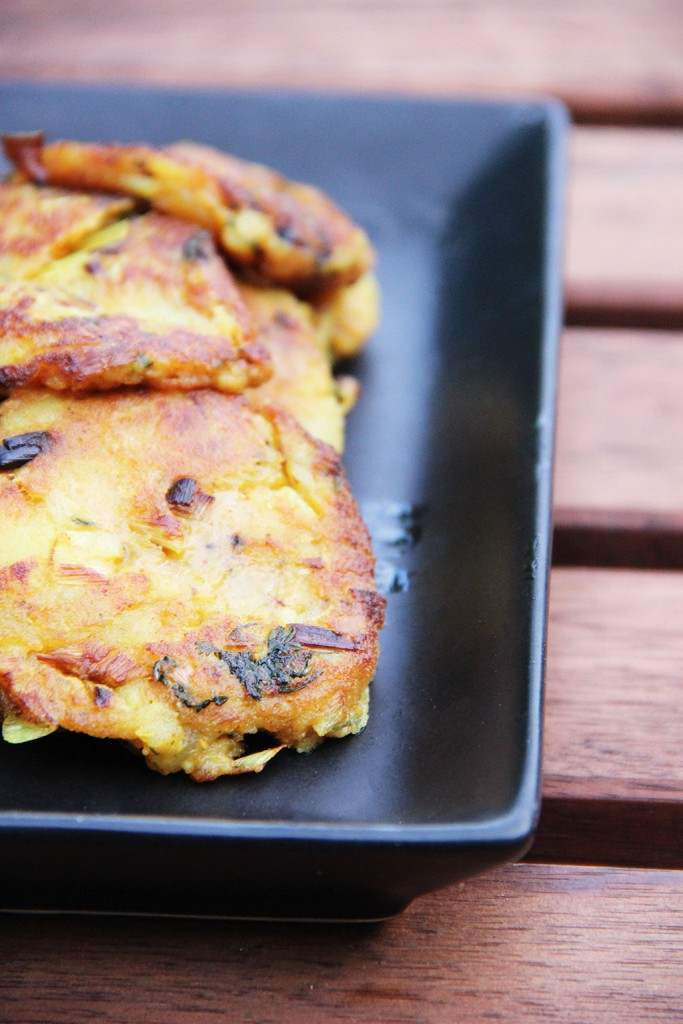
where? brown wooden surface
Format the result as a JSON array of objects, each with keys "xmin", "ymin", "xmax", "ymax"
[
  {"xmin": 545, "ymin": 569, "xmax": 683, "ymax": 802},
  {"xmin": 1, "ymin": 864, "xmax": 682, "ymax": 1023},
  {"xmin": 553, "ymin": 325, "xmax": 683, "ymax": 566},
  {"xmin": 3, "ymin": 0, "xmax": 683, "ymax": 1019},
  {"xmin": 554, "ymin": 328, "xmax": 683, "ymax": 563},
  {"xmin": 566, "ymin": 129, "xmax": 683, "ymax": 326},
  {"xmin": 533, "ymin": 568, "xmax": 683, "ymax": 867},
  {"xmin": 2, "ymin": 0, "xmax": 683, "ymax": 125}
]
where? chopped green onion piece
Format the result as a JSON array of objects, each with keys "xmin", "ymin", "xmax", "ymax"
[
  {"xmin": 2, "ymin": 715, "xmax": 57, "ymax": 744},
  {"xmin": 232, "ymin": 746, "xmax": 283, "ymax": 773}
]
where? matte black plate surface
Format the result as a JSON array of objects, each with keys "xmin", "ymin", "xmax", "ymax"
[{"xmin": 0, "ymin": 83, "xmax": 565, "ymax": 920}]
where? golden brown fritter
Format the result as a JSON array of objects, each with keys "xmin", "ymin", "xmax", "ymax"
[
  {"xmin": 239, "ymin": 281, "xmax": 358, "ymax": 452},
  {"xmin": 0, "ymin": 185, "xmax": 270, "ymax": 393},
  {"xmin": 0, "ymin": 180, "xmax": 134, "ymax": 279},
  {"xmin": 6, "ymin": 134, "xmax": 375, "ymax": 297},
  {"xmin": 0, "ymin": 388, "xmax": 384, "ymax": 780},
  {"xmin": 314, "ymin": 269, "xmax": 381, "ymax": 359}
]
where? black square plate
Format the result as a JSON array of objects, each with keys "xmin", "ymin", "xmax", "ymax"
[{"xmin": 0, "ymin": 83, "xmax": 566, "ymax": 920}]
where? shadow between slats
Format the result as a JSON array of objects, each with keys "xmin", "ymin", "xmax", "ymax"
[
  {"xmin": 530, "ymin": 796, "xmax": 683, "ymax": 869},
  {"xmin": 553, "ymin": 510, "xmax": 683, "ymax": 569},
  {"xmin": 565, "ymin": 300, "xmax": 683, "ymax": 332}
]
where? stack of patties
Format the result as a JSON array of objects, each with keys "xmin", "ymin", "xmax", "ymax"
[{"xmin": 0, "ymin": 133, "xmax": 384, "ymax": 781}]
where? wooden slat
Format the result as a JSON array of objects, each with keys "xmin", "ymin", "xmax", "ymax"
[
  {"xmin": 566, "ymin": 128, "xmax": 683, "ymax": 326},
  {"xmin": 553, "ymin": 327, "xmax": 683, "ymax": 564},
  {"xmin": 545, "ymin": 568, "xmax": 683, "ymax": 800},
  {"xmin": 2, "ymin": 1, "xmax": 683, "ymax": 125},
  {"xmin": 532, "ymin": 567, "xmax": 683, "ymax": 867},
  {"xmin": 1, "ymin": 864, "xmax": 682, "ymax": 1023}
]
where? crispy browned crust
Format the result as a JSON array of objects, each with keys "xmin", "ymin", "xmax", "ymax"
[
  {"xmin": 7, "ymin": 136, "xmax": 375, "ymax": 295},
  {"xmin": 0, "ymin": 180, "xmax": 134, "ymax": 276},
  {"xmin": 0, "ymin": 388, "xmax": 385, "ymax": 780},
  {"xmin": 0, "ymin": 187, "xmax": 271, "ymax": 393}
]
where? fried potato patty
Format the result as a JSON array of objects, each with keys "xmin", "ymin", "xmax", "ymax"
[
  {"xmin": 0, "ymin": 388, "xmax": 384, "ymax": 780},
  {"xmin": 0, "ymin": 180, "xmax": 134, "ymax": 279},
  {"xmin": 315, "ymin": 269, "xmax": 381, "ymax": 359},
  {"xmin": 6, "ymin": 134, "xmax": 375, "ymax": 296},
  {"xmin": 239, "ymin": 281, "xmax": 358, "ymax": 452},
  {"xmin": 0, "ymin": 184, "xmax": 270, "ymax": 392}
]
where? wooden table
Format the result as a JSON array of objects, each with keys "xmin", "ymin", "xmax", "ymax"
[{"xmin": 1, "ymin": 3, "xmax": 682, "ymax": 1020}]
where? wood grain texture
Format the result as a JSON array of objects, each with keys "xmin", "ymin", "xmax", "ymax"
[
  {"xmin": 554, "ymin": 328, "xmax": 683, "ymax": 539},
  {"xmin": 1, "ymin": 864, "xmax": 682, "ymax": 1023},
  {"xmin": 532, "ymin": 567, "xmax": 683, "ymax": 867},
  {"xmin": 2, "ymin": 0, "xmax": 683, "ymax": 124},
  {"xmin": 566, "ymin": 128, "xmax": 683, "ymax": 326},
  {"xmin": 545, "ymin": 567, "xmax": 683, "ymax": 800}
]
